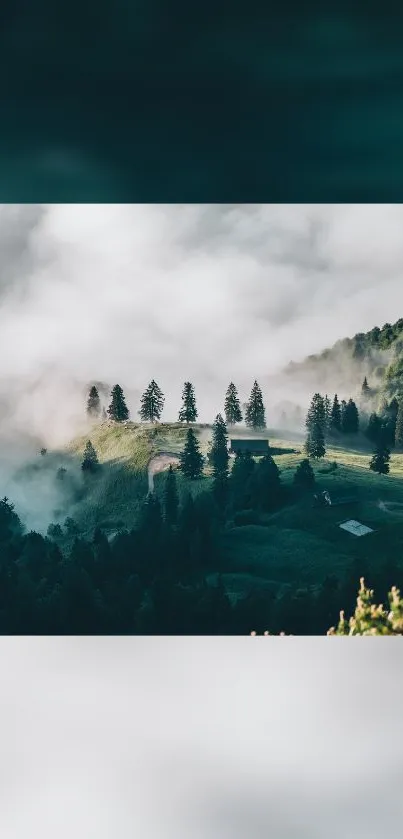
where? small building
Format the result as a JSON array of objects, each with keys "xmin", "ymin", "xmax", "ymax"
[
  {"xmin": 229, "ymin": 439, "xmax": 269, "ymax": 456},
  {"xmin": 339, "ymin": 520, "xmax": 374, "ymax": 537}
]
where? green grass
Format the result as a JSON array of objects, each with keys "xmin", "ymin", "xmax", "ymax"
[{"xmin": 53, "ymin": 422, "xmax": 403, "ymax": 598}]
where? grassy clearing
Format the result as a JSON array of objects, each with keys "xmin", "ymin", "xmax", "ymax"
[{"xmin": 218, "ymin": 431, "xmax": 403, "ymax": 599}]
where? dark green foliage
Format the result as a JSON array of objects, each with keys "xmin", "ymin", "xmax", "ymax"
[
  {"xmin": 341, "ymin": 398, "xmax": 359, "ymax": 434},
  {"xmin": 47, "ymin": 523, "xmax": 63, "ymax": 540},
  {"xmin": 369, "ymin": 444, "xmax": 391, "ymax": 475},
  {"xmin": 164, "ymin": 465, "xmax": 179, "ymax": 525},
  {"xmin": 210, "ymin": 414, "xmax": 229, "ymax": 505},
  {"xmin": 293, "ymin": 458, "xmax": 315, "ymax": 489},
  {"xmin": 87, "ymin": 385, "xmax": 101, "ymax": 419},
  {"xmin": 178, "ymin": 382, "xmax": 198, "ymax": 423},
  {"xmin": 361, "ymin": 376, "xmax": 370, "ymax": 397},
  {"xmin": 249, "ymin": 453, "xmax": 281, "ymax": 512},
  {"xmin": 395, "ymin": 400, "xmax": 403, "ymax": 448},
  {"xmin": 64, "ymin": 516, "xmax": 79, "ymax": 535},
  {"xmin": 139, "ymin": 379, "xmax": 164, "ymax": 422},
  {"xmin": 81, "ymin": 440, "xmax": 99, "ymax": 473},
  {"xmin": 366, "ymin": 412, "xmax": 382, "ymax": 444},
  {"xmin": 324, "ymin": 394, "xmax": 331, "ymax": 431},
  {"xmin": 224, "ymin": 382, "xmax": 243, "ymax": 425},
  {"xmin": 107, "ymin": 384, "xmax": 129, "ymax": 422},
  {"xmin": 179, "ymin": 428, "xmax": 204, "ymax": 479},
  {"xmin": 330, "ymin": 394, "xmax": 342, "ymax": 433},
  {"xmin": 245, "ymin": 380, "xmax": 266, "ymax": 429},
  {"xmin": 229, "ymin": 451, "xmax": 255, "ymax": 510},
  {"xmin": 305, "ymin": 394, "xmax": 326, "ymax": 458}
]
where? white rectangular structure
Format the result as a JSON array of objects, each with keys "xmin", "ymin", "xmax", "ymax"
[{"xmin": 339, "ymin": 519, "xmax": 374, "ymax": 537}]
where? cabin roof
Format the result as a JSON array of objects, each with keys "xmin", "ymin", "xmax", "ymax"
[{"xmin": 230, "ymin": 438, "xmax": 268, "ymax": 450}]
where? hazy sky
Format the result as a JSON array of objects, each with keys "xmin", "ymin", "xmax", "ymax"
[
  {"xmin": 1, "ymin": 638, "xmax": 402, "ymax": 838},
  {"xmin": 1, "ymin": 203, "xmax": 403, "ymax": 440}
]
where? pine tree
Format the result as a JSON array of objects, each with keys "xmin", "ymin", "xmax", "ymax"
[
  {"xmin": 330, "ymin": 394, "xmax": 342, "ymax": 433},
  {"xmin": 229, "ymin": 451, "xmax": 255, "ymax": 510},
  {"xmin": 324, "ymin": 394, "xmax": 331, "ymax": 431},
  {"xmin": 366, "ymin": 412, "xmax": 382, "ymax": 444},
  {"xmin": 305, "ymin": 394, "xmax": 326, "ymax": 458},
  {"xmin": 81, "ymin": 441, "xmax": 99, "ymax": 473},
  {"xmin": 107, "ymin": 384, "xmax": 129, "ymax": 422},
  {"xmin": 361, "ymin": 376, "xmax": 370, "ymax": 397},
  {"xmin": 87, "ymin": 385, "xmax": 101, "ymax": 419},
  {"xmin": 293, "ymin": 459, "xmax": 315, "ymax": 489},
  {"xmin": 305, "ymin": 422, "xmax": 326, "ymax": 459},
  {"xmin": 210, "ymin": 413, "xmax": 229, "ymax": 505},
  {"xmin": 164, "ymin": 465, "xmax": 179, "ymax": 525},
  {"xmin": 340, "ymin": 399, "xmax": 347, "ymax": 429},
  {"xmin": 249, "ymin": 453, "xmax": 281, "ymax": 512},
  {"xmin": 179, "ymin": 428, "xmax": 204, "ymax": 479},
  {"xmin": 224, "ymin": 382, "xmax": 243, "ymax": 425},
  {"xmin": 369, "ymin": 444, "xmax": 391, "ymax": 475},
  {"xmin": 341, "ymin": 398, "xmax": 359, "ymax": 433},
  {"xmin": 178, "ymin": 382, "xmax": 198, "ymax": 423},
  {"xmin": 395, "ymin": 400, "xmax": 403, "ymax": 448},
  {"xmin": 245, "ymin": 381, "xmax": 266, "ymax": 429},
  {"xmin": 139, "ymin": 380, "xmax": 164, "ymax": 422}
]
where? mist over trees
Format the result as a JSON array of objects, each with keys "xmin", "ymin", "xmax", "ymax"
[
  {"xmin": 224, "ymin": 382, "xmax": 243, "ymax": 425},
  {"xmin": 86, "ymin": 386, "xmax": 101, "ymax": 419}
]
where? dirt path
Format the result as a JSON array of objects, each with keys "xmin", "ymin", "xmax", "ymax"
[{"xmin": 147, "ymin": 452, "xmax": 180, "ymax": 492}]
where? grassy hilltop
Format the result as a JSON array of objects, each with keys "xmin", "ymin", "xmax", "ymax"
[{"xmin": 53, "ymin": 420, "xmax": 403, "ymax": 605}]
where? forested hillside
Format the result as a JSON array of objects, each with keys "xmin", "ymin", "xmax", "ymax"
[{"xmin": 285, "ymin": 317, "xmax": 403, "ymax": 404}]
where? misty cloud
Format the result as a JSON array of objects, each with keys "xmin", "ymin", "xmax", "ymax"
[{"xmin": 0, "ymin": 204, "xmax": 402, "ymax": 446}]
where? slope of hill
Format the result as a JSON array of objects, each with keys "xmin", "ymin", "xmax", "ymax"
[
  {"xmin": 284, "ymin": 317, "xmax": 403, "ymax": 404},
  {"xmin": 61, "ymin": 421, "xmax": 212, "ymax": 540}
]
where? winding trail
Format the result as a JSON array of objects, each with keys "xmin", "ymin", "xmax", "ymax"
[{"xmin": 147, "ymin": 452, "xmax": 181, "ymax": 492}]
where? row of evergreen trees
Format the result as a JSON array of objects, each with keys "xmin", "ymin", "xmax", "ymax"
[
  {"xmin": 304, "ymin": 393, "xmax": 360, "ymax": 459},
  {"xmin": 86, "ymin": 380, "xmax": 267, "ymax": 429}
]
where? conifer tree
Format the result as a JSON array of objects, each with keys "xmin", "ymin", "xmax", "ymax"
[
  {"xmin": 361, "ymin": 376, "xmax": 370, "ymax": 397},
  {"xmin": 164, "ymin": 465, "xmax": 179, "ymax": 525},
  {"xmin": 224, "ymin": 382, "xmax": 243, "ymax": 425},
  {"xmin": 369, "ymin": 443, "xmax": 391, "ymax": 475},
  {"xmin": 249, "ymin": 453, "xmax": 281, "ymax": 512},
  {"xmin": 139, "ymin": 380, "xmax": 164, "ymax": 422},
  {"xmin": 178, "ymin": 382, "xmax": 198, "ymax": 423},
  {"xmin": 293, "ymin": 459, "xmax": 315, "ymax": 489},
  {"xmin": 324, "ymin": 395, "xmax": 331, "ymax": 432},
  {"xmin": 229, "ymin": 451, "xmax": 255, "ymax": 510},
  {"xmin": 245, "ymin": 381, "xmax": 266, "ymax": 429},
  {"xmin": 340, "ymin": 399, "xmax": 347, "ymax": 429},
  {"xmin": 395, "ymin": 400, "xmax": 403, "ymax": 448},
  {"xmin": 87, "ymin": 386, "xmax": 101, "ymax": 419},
  {"xmin": 366, "ymin": 412, "xmax": 382, "ymax": 444},
  {"xmin": 179, "ymin": 428, "xmax": 204, "ymax": 479},
  {"xmin": 305, "ymin": 394, "xmax": 326, "ymax": 458},
  {"xmin": 341, "ymin": 398, "xmax": 359, "ymax": 434},
  {"xmin": 210, "ymin": 413, "xmax": 230, "ymax": 504},
  {"xmin": 330, "ymin": 394, "xmax": 342, "ymax": 433},
  {"xmin": 107, "ymin": 384, "xmax": 129, "ymax": 422},
  {"xmin": 81, "ymin": 441, "xmax": 99, "ymax": 473}
]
